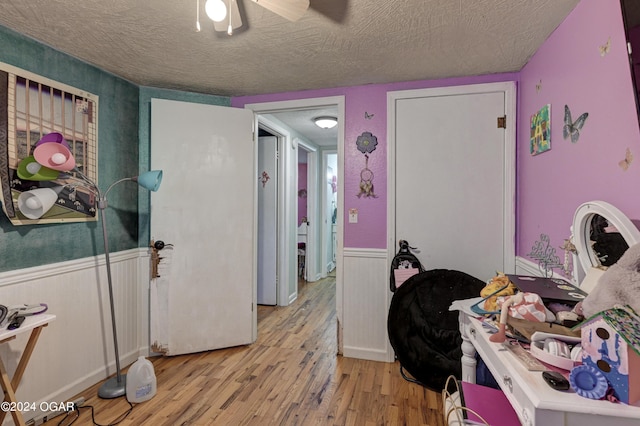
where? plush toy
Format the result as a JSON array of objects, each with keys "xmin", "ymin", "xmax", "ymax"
[
  {"xmin": 481, "ymin": 273, "xmax": 517, "ymax": 312},
  {"xmin": 580, "ymin": 242, "xmax": 640, "ymax": 318}
]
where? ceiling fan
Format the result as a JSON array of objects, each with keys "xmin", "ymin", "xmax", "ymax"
[{"xmin": 198, "ymin": 0, "xmax": 310, "ymax": 35}]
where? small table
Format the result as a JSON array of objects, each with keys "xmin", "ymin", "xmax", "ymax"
[{"xmin": 0, "ymin": 314, "xmax": 55, "ymax": 426}]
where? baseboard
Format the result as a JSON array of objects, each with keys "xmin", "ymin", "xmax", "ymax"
[{"xmin": 342, "ymin": 345, "xmax": 393, "ymax": 363}]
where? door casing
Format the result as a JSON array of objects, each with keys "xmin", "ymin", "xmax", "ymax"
[{"xmin": 245, "ymin": 97, "xmax": 345, "ymax": 323}]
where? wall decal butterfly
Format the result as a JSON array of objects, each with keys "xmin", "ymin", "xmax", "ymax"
[
  {"xmin": 619, "ymin": 147, "xmax": 633, "ymax": 171},
  {"xmin": 364, "ymin": 111, "xmax": 374, "ymax": 120},
  {"xmin": 562, "ymin": 105, "xmax": 588, "ymax": 143},
  {"xmin": 599, "ymin": 37, "xmax": 611, "ymax": 57},
  {"xmin": 536, "ymin": 79, "xmax": 542, "ymax": 93}
]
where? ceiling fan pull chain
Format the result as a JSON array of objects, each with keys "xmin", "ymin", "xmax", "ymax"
[
  {"xmin": 227, "ymin": 0, "xmax": 233, "ymax": 35},
  {"xmin": 196, "ymin": 0, "xmax": 202, "ymax": 32}
]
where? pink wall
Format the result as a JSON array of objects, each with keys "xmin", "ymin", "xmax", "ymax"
[
  {"xmin": 234, "ymin": 0, "xmax": 640, "ymax": 257},
  {"xmin": 233, "ymin": 73, "xmax": 517, "ymax": 248},
  {"xmin": 518, "ymin": 0, "xmax": 640, "ymax": 269}
]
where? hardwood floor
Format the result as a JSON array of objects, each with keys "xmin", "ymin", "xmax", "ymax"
[{"xmin": 44, "ymin": 277, "xmax": 444, "ymax": 425}]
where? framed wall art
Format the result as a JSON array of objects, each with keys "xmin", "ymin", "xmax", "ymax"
[
  {"xmin": 530, "ymin": 104, "xmax": 551, "ymax": 155},
  {"xmin": 0, "ymin": 62, "xmax": 99, "ymax": 225}
]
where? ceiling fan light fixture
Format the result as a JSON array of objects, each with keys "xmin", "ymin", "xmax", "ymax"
[
  {"xmin": 205, "ymin": 0, "xmax": 227, "ymax": 22},
  {"xmin": 314, "ymin": 116, "xmax": 338, "ymax": 129}
]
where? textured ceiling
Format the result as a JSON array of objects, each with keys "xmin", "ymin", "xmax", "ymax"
[{"xmin": 0, "ymin": 0, "xmax": 580, "ymax": 97}]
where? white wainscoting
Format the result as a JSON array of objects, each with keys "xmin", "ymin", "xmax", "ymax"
[
  {"xmin": 342, "ymin": 248, "xmax": 394, "ymax": 363},
  {"xmin": 0, "ymin": 249, "xmax": 149, "ymax": 424}
]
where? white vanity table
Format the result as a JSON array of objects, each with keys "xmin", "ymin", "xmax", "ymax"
[{"xmin": 457, "ymin": 201, "xmax": 640, "ymax": 425}]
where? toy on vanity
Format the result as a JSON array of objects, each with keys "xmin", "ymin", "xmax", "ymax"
[{"xmin": 570, "ymin": 305, "xmax": 640, "ymax": 406}]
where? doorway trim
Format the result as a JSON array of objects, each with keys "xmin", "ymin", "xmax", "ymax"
[
  {"xmin": 297, "ymin": 138, "xmax": 319, "ymax": 282},
  {"xmin": 256, "ymin": 115, "xmax": 293, "ymax": 306},
  {"xmin": 322, "ymin": 149, "xmax": 338, "ymax": 276},
  {"xmin": 244, "ymin": 96, "xmax": 345, "ymax": 320}
]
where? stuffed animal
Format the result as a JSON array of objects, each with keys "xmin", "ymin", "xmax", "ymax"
[
  {"xmin": 481, "ymin": 273, "xmax": 517, "ymax": 312},
  {"xmin": 580, "ymin": 242, "xmax": 640, "ymax": 318}
]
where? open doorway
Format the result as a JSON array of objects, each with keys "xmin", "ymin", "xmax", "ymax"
[{"xmin": 246, "ymin": 97, "xmax": 344, "ymax": 320}]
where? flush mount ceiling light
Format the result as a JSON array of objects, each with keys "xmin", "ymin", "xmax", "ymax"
[
  {"xmin": 314, "ymin": 116, "xmax": 338, "ymax": 129},
  {"xmin": 205, "ymin": 0, "xmax": 227, "ymax": 22}
]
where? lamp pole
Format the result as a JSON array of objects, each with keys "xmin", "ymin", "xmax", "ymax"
[
  {"xmin": 90, "ymin": 176, "xmax": 135, "ymax": 398},
  {"xmin": 96, "ymin": 194, "xmax": 125, "ymax": 398},
  {"xmin": 77, "ymin": 174, "xmax": 137, "ymax": 399}
]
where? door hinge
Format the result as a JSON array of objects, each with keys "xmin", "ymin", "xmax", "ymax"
[{"xmin": 497, "ymin": 115, "xmax": 507, "ymax": 129}]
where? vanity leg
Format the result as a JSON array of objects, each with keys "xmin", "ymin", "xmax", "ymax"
[{"xmin": 459, "ymin": 311, "xmax": 477, "ymax": 383}]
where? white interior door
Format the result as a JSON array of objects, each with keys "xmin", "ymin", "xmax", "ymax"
[
  {"xmin": 391, "ymin": 83, "xmax": 515, "ymax": 282},
  {"xmin": 150, "ymin": 98, "xmax": 256, "ymax": 355},
  {"xmin": 258, "ymin": 136, "xmax": 277, "ymax": 305}
]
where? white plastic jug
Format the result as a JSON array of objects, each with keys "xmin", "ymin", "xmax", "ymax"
[{"xmin": 126, "ymin": 356, "xmax": 157, "ymax": 403}]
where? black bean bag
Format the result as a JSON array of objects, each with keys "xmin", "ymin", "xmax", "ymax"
[{"xmin": 387, "ymin": 269, "xmax": 485, "ymax": 391}]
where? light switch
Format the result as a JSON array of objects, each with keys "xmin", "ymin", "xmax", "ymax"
[{"xmin": 349, "ymin": 208, "xmax": 358, "ymax": 223}]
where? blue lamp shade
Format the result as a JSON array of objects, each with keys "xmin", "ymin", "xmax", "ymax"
[{"xmin": 135, "ymin": 170, "xmax": 163, "ymax": 192}]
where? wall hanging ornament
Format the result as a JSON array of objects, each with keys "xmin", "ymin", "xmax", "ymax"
[
  {"xmin": 599, "ymin": 37, "xmax": 611, "ymax": 56},
  {"xmin": 528, "ymin": 233, "xmax": 565, "ymax": 277},
  {"xmin": 563, "ymin": 104, "xmax": 588, "ymax": 143},
  {"xmin": 259, "ymin": 171, "xmax": 270, "ymax": 188},
  {"xmin": 355, "ymin": 131, "xmax": 378, "ymax": 198},
  {"xmin": 619, "ymin": 147, "xmax": 633, "ymax": 171}
]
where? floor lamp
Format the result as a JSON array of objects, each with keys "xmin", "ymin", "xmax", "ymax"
[{"xmin": 16, "ymin": 132, "xmax": 163, "ymax": 399}]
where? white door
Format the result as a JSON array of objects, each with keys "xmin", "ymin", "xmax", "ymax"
[
  {"xmin": 257, "ymin": 136, "xmax": 277, "ymax": 305},
  {"xmin": 150, "ymin": 98, "xmax": 256, "ymax": 355},
  {"xmin": 390, "ymin": 83, "xmax": 515, "ymax": 282}
]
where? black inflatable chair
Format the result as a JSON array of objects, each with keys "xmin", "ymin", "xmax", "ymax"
[{"xmin": 387, "ymin": 269, "xmax": 485, "ymax": 391}]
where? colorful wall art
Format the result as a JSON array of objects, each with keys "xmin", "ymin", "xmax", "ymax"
[{"xmin": 530, "ymin": 104, "xmax": 551, "ymax": 155}]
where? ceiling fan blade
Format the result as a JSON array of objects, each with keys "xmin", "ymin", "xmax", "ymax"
[
  {"xmin": 309, "ymin": 0, "xmax": 348, "ymax": 23},
  {"xmin": 252, "ymin": 0, "xmax": 309, "ymax": 22},
  {"xmin": 213, "ymin": 0, "xmax": 243, "ymax": 32}
]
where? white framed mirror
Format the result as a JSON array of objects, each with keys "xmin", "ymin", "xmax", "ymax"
[{"xmin": 572, "ymin": 200, "xmax": 640, "ymax": 287}]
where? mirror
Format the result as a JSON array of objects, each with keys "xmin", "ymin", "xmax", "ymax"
[
  {"xmin": 589, "ymin": 214, "xmax": 630, "ymax": 267},
  {"xmin": 572, "ymin": 201, "xmax": 640, "ymax": 284},
  {"xmin": 621, "ymin": 0, "xmax": 640, "ymax": 127}
]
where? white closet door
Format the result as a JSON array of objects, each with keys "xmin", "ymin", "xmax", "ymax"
[
  {"xmin": 257, "ymin": 136, "xmax": 278, "ymax": 305},
  {"xmin": 150, "ymin": 98, "xmax": 256, "ymax": 355},
  {"xmin": 393, "ymin": 85, "xmax": 514, "ymax": 282}
]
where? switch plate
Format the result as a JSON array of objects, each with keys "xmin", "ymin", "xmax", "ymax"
[{"xmin": 349, "ymin": 208, "xmax": 358, "ymax": 223}]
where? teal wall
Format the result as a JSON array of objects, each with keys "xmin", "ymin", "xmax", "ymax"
[
  {"xmin": 0, "ymin": 27, "xmax": 232, "ymax": 272},
  {"xmin": 137, "ymin": 87, "xmax": 229, "ymax": 246},
  {"xmin": 0, "ymin": 26, "xmax": 140, "ymax": 272}
]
